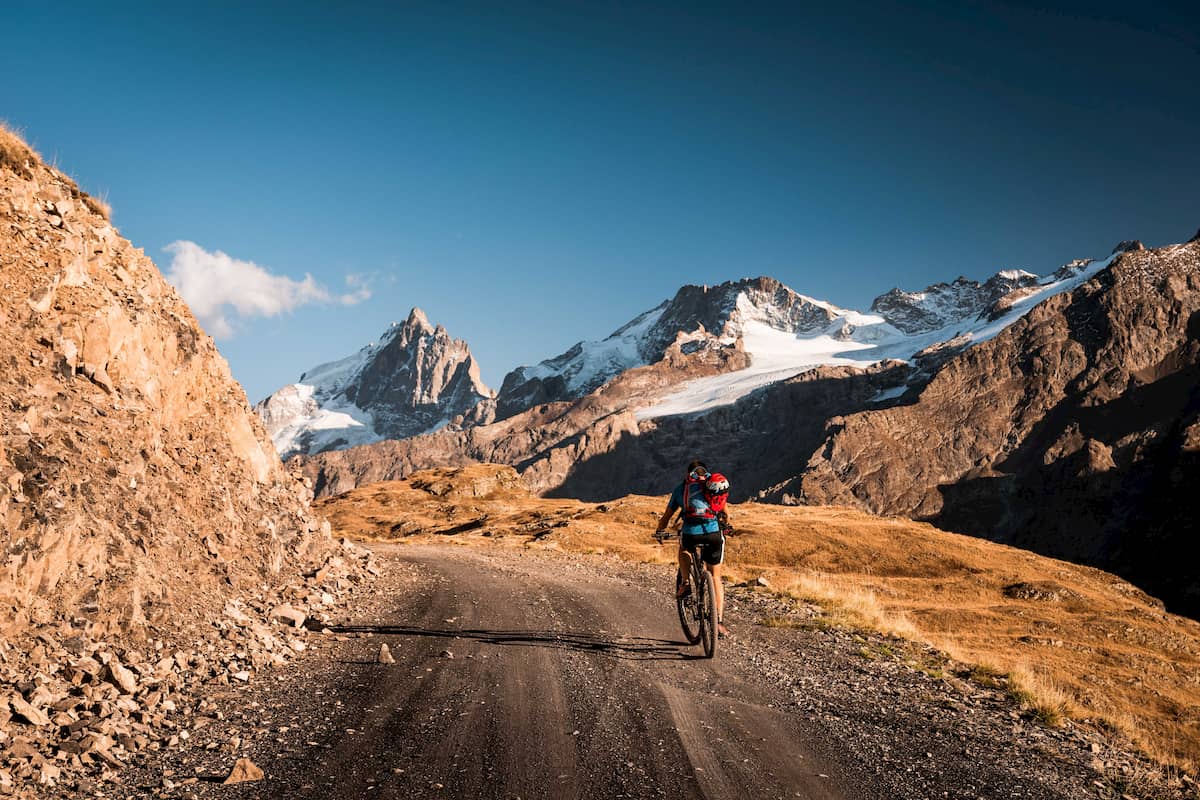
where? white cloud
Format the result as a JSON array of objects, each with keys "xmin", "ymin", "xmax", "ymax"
[
  {"xmin": 339, "ymin": 273, "xmax": 373, "ymax": 306},
  {"xmin": 164, "ymin": 241, "xmax": 371, "ymax": 338}
]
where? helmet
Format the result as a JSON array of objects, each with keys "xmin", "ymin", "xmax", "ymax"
[{"xmin": 706, "ymin": 473, "xmax": 729, "ymax": 494}]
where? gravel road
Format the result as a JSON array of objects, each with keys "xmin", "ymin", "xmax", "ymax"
[
  {"xmin": 292, "ymin": 544, "xmax": 871, "ymax": 800},
  {"xmin": 128, "ymin": 543, "xmax": 1118, "ymax": 800}
]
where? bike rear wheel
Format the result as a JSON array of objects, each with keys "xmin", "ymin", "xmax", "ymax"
[
  {"xmin": 676, "ymin": 572, "xmax": 701, "ymax": 644},
  {"xmin": 698, "ymin": 569, "xmax": 717, "ymax": 659}
]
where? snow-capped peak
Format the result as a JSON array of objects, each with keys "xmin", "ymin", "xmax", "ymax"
[{"xmin": 256, "ymin": 308, "xmax": 493, "ymax": 457}]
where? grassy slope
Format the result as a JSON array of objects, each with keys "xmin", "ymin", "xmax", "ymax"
[{"xmin": 318, "ymin": 464, "xmax": 1200, "ymax": 773}]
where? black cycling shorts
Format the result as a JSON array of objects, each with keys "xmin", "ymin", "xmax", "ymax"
[{"xmin": 681, "ymin": 531, "xmax": 725, "ymax": 566}]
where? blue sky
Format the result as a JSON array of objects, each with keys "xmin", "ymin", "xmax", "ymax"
[{"xmin": 3, "ymin": 1, "xmax": 1198, "ymax": 401}]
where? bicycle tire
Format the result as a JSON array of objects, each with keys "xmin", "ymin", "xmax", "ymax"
[
  {"xmin": 676, "ymin": 572, "xmax": 701, "ymax": 644},
  {"xmin": 699, "ymin": 569, "xmax": 717, "ymax": 659}
]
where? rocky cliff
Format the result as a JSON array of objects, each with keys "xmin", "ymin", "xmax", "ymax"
[
  {"xmin": 793, "ymin": 235, "xmax": 1200, "ymax": 615},
  {"xmin": 0, "ymin": 125, "xmax": 384, "ymax": 793},
  {"xmin": 0, "ymin": 125, "xmax": 335, "ymax": 639},
  {"xmin": 255, "ymin": 308, "xmax": 494, "ymax": 458}
]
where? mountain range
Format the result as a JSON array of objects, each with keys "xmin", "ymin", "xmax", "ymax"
[
  {"xmin": 261, "ymin": 257, "xmax": 1110, "ymax": 459},
  {"xmin": 279, "ymin": 234, "xmax": 1200, "ymax": 617}
]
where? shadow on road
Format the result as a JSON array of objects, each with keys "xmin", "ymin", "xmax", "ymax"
[{"xmin": 331, "ymin": 624, "xmax": 698, "ymax": 661}]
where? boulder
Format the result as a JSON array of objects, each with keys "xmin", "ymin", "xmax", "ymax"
[
  {"xmin": 7, "ymin": 695, "xmax": 50, "ymax": 726},
  {"xmin": 270, "ymin": 604, "xmax": 307, "ymax": 628},
  {"xmin": 79, "ymin": 732, "xmax": 114, "ymax": 753},
  {"xmin": 104, "ymin": 659, "xmax": 138, "ymax": 695},
  {"xmin": 223, "ymin": 601, "xmax": 253, "ymax": 626},
  {"xmin": 223, "ymin": 757, "xmax": 264, "ymax": 785}
]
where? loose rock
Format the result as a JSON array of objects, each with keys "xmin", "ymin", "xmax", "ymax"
[
  {"xmin": 222, "ymin": 757, "xmax": 264, "ymax": 785},
  {"xmin": 7, "ymin": 694, "xmax": 50, "ymax": 726},
  {"xmin": 104, "ymin": 658, "xmax": 139, "ymax": 695},
  {"xmin": 271, "ymin": 604, "xmax": 307, "ymax": 628}
]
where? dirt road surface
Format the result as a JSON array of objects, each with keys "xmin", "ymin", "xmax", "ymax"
[
  {"xmin": 299, "ymin": 544, "xmax": 871, "ymax": 800},
  {"xmin": 135, "ymin": 543, "xmax": 1105, "ymax": 799}
]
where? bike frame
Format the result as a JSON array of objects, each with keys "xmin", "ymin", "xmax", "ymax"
[{"xmin": 656, "ymin": 530, "xmax": 718, "ymax": 658}]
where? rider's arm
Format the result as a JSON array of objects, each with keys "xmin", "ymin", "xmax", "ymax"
[{"xmin": 657, "ymin": 487, "xmax": 681, "ymax": 534}]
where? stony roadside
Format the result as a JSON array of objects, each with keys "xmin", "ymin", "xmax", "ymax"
[
  {"xmin": 719, "ymin": 580, "xmax": 1190, "ymax": 800},
  {"xmin": 0, "ymin": 540, "xmax": 380, "ymax": 799},
  {"xmin": 76, "ymin": 542, "xmax": 1197, "ymax": 800},
  {"xmin": 110, "ymin": 555, "xmax": 428, "ymax": 799},
  {"xmin": 531, "ymin": 547, "xmax": 1195, "ymax": 800}
]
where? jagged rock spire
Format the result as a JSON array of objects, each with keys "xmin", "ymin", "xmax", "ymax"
[{"xmin": 256, "ymin": 311, "xmax": 494, "ymax": 457}]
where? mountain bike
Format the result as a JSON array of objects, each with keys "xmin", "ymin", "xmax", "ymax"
[{"xmin": 654, "ymin": 530, "xmax": 717, "ymax": 659}]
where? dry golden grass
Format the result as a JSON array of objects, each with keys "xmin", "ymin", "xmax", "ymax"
[
  {"xmin": 319, "ymin": 464, "xmax": 1200, "ymax": 773},
  {"xmin": 81, "ymin": 192, "xmax": 112, "ymax": 221},
  {"xmin": 1006, "ymin": 663, "xmax": 1076, "ymax": 727},
  {"xmin": 781, "ymin": 571, "xmax": 919, "ymax": 638},
  {"xmin": 1, "ymin": 121, "xmax": 112, "ymax": 220},
  {"xmin": 0, "ymin": 121, "xmax": 40, "ymax": 178}
]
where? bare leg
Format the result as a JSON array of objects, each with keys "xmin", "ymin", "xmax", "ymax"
[
  {"xmin": 708, "ymin": 563, "xmax": 726, "ymax": 630},
  {"xmin": 677, "ymin": 545, "xmax": 693, "ymax": 595}
]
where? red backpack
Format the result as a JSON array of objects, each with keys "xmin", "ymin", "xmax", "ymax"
[{"xmin": 705, "ymin": 472, "xmax": 730, "ymax": 513}]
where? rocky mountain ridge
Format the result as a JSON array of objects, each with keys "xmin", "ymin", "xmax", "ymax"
[
  {"xmin": 493, "ymin": 276, "xmax": 847, "ymax": 419},
  {"xmin": 470, "ymin": 260, "xmax": 1119, "ymax": 433},
  {"xmin": 297, "ymin": 327, "xmax": 756, "ymax": 498},
  {"xmin": 870, "ymin": 270, "xmax": 1041, "ymax": 334},
  {"xmin": 255, "ymin": 308, "xmax": 494, "ymax": 458}
]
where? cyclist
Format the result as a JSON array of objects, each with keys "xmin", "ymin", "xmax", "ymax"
[{"xmin": 655, "ymin": 460, "xmax": 728, "ymax": 637}]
